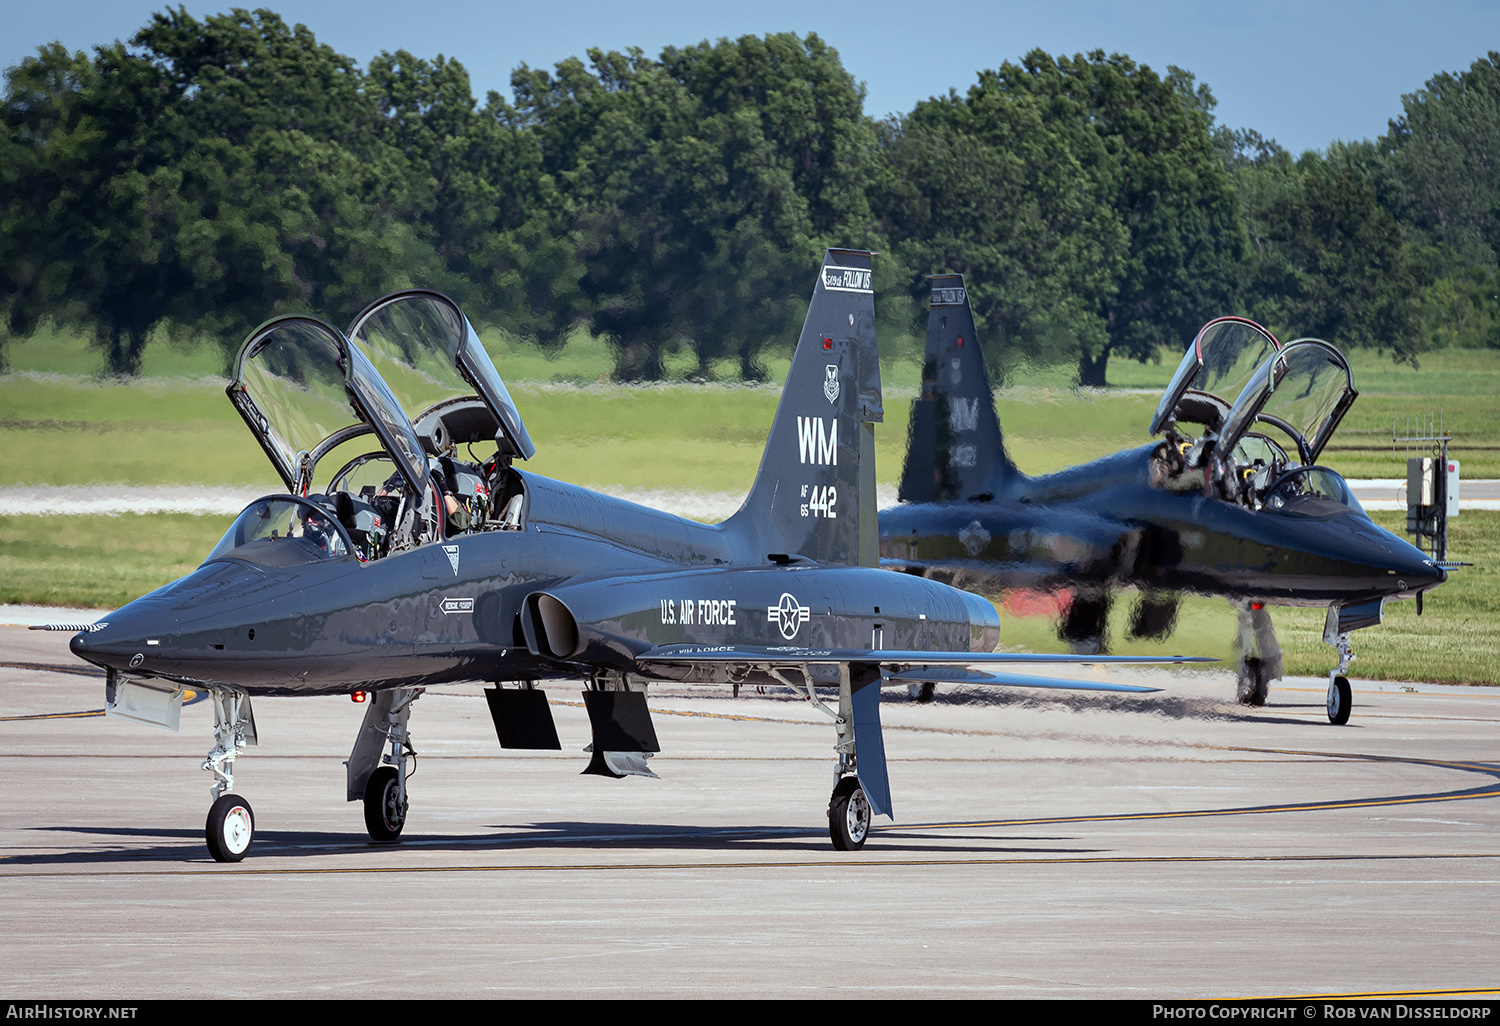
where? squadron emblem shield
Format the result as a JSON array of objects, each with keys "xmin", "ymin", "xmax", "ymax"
[{"xmin": 824, "ymin": 365, "xmax": 840, "ymax": 405}]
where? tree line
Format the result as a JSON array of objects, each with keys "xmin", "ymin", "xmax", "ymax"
[{"xmin": 1, "ymin": 8, "xmax": 1496, "ymax": 384}]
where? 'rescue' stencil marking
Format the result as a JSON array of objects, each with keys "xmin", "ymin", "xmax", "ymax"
[{"xmin": 797, "ymin": 417, "xmax": 837, "ymax": 465}]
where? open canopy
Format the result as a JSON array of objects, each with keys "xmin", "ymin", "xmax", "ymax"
[
  {"xmin": 1150, "ymin": 317, "xmax": 1283, "ymax": 436},
  {"xmin": 227, "ymin": 315, "xmax": 429, "ymax": 497},
  {"xmin": 346, "ymin": 290, "xmax": 535, "ymax": 461},
  {"xmin": 1219, "ymin": 339, "xmax": 1358, "ymax": 467}
]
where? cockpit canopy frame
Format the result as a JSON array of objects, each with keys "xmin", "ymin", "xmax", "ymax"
[
  {"xmin": 1218, "ymin": 338, "xmax": 1358, "ymax": 467},
  {"xmin": 1150, "ymin": 316, "xmax": 1283, "ymax": 437},
  {"xmin": 345, "ymin": 289, "xmax": 535, "ymax": 461},
  {"xmin": 226, "ymin": 316, "xmax": 430, "ymax": 498}
]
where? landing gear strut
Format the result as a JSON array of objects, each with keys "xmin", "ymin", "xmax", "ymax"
[
  {"xmin": 203, "ymin": 689, "xmax": 257, "ymax": 862},
  {"xmin": 1324, "ymin": 609, "xmax": 1355, "ymax": 726},
  {"xmin": 1326, "ymin": 609, "xmax": 1362, "ymax": 729},
  {"xmin": 1234, "ymin": 600, "xmax": 1283, "ymax": 707},
  {"xmin": 347, "ymin": 688, "xmax": 420, "ymax": 843},
  {"xmin": 770, "ymin": 664, "xmax": 887, "ymax": 852}
]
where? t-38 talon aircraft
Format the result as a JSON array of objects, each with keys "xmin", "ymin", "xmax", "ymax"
[
  {"xmin": 881, "ymin": 273, "xmax": 1446, "ymax": 724},
  {"xmin": 52, "ymin": 251, "xmax": 1205, "ymax": 862}
]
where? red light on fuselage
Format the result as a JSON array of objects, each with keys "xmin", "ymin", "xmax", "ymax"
[
  {"xmin": 1250, "ymin": 602, "xmax": 1264, "ymax": 611},
  {"xmin": 352, "ymin": 691, "xmax": 368, "ymax": 703},
  {"xmin": 822, "ymin": 337, "xmax": 833, "ymax": 350},
  {"xmin": 956, "ymin": 337, "xmax": 964, "ymax": 348}
]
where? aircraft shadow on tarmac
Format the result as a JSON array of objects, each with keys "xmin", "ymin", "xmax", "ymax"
[
  {"xmin": 875, "ymin": 685, "xmax": 1345, "ymax": 728},
  {"xmin": 14, "ymin": 749, "xmax": 1499, "ymax": 866},
  {"xmin": 10, "ymin": 822, "xmax": 1111, "ymax": 863}
]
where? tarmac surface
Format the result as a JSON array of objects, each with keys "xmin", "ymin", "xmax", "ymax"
[{"xmin": 2, "ymin": 625, "xmax": 1497, "ymax": 999}]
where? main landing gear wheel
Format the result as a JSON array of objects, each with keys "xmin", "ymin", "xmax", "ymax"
[
  {"xmin": 1237, "ymin": 657, "xmax": 1270, "ymax": 707},
  {"xmin": 828, "ymin": 776, "xmax": 871, "ymax": 852},
  {"xmin": 364, "ymin": 765, "xmax": 407, "ymax": 842},
  {"xmin": 206, "ymin": 794, "xmax": 254, "ymax": 863},
  {"xmin": 907, "ymin": 681, "xmax": 936, "ymax": 704},
  {"xmin": 1327, "ymin": 675, "xmax": 1352, "ymax": 726}
]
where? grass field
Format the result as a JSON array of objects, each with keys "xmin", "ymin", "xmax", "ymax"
[
  {"xmin": 1, "ymin": 321, "xmax": 1495, "ymax": 686},
  {"xmin": 3, "ymin": 322, "xmax": 1497, "ymax": 491}
]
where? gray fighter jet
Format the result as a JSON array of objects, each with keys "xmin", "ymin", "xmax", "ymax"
[{"xmin": 52, "ymin": 253, "xmax": 1203, "ymax": 861}]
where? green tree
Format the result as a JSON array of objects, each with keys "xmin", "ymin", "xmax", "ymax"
[
  {"xmin": 1379, "ymin": 52, "xmax": 1500, "ymax": 269},
  {"xmin": 875, "ymin": 51, "xmax": 1244, "ymax": 386},
  {"xmin": 1238, "ymin": 150, "xmax": 1422, "ymax": 359},
  {"xmin": 512, "ymin": 34, "xmax": 873, "ymax": 380}
]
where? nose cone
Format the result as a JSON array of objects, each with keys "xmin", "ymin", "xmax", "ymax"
[
  {"xmin": 1383, "ymin": 531, "xmax": 1446, "ymax": 596},
  {"xmin": 67, "ymin": 559, "xmax": 291, "ymax": 682},
  {"xmin": 1305, "ymin": 510, "xmax": 1447, "ymax": 597},
  {"xmin": 69, "ymin": 593, "xmax": 181, "ymax": 674}
]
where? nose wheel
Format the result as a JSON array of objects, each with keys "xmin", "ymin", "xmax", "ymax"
[{"xmin": 206, "ymin": 794, "xmax": 254, "ymax": 862}]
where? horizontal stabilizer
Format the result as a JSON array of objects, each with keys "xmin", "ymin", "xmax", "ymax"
[{"xmin": 884, "ymin": 667, "xmax": 1160, "ymax": 694}]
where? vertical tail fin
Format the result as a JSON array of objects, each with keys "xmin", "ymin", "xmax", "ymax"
[
  {"xmin": 897, "ymin": 273, "xmax": 1021, "ymax": 503},
  {"xmin": 726, "ymin": 250, "xmax": 882, "ymax": 566}
]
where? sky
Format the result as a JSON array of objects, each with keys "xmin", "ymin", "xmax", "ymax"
[{"xmin": 2, "ymin": 0, "xmax": 1497, "ymax": 154}]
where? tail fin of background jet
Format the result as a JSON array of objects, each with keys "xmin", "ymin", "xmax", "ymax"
[
  {"xmin": 725, "ymin": 249, "xmax": 883, "ymax": 566},
  {"xmin": 897, "ymin": 274, "xmax": 1023, "ymax": 503}
]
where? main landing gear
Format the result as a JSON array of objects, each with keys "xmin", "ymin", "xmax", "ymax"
[
  {"xmin": 203, "ymin": 689, "xmax": 258, "ymax": 862},
  {"xmin": 1233, "ymin": 600, "xmax": 1283, "ymax": 707},
  {"xmin": 772, "ymin": 665, "xmax": 886, "ymax": 852},
  {"xmin": 347, "ymin": 688, "xmax": 421, "ymax": 843}
]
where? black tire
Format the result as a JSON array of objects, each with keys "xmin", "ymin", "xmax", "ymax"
[
  {"xmin": 364, "ymin": 765, "xmax": 407, "ymax": 842},
  {"xmin": 206, "ymin": 793, "xmax": 254, "ymax": 863},
  {"xmin": 828, "ymin": 776, "xmax": 871, "ymax": 852},
  {"xmin": 1237, "ymin": 657, "xmax": 1270, "ymax": 706},
  {"xmin": 909, "ymin": 681, "xmax": 936, "ymax": 704},
  {"xmin": 1327, "ymin": 675, "xmax": 1352, "ymax": 726}
]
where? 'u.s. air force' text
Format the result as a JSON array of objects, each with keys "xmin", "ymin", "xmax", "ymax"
[{"xmin": 660, "ymin": 599, "xmax": 737, "ymax": 625}]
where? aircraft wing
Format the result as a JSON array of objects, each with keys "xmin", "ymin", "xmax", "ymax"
[{"xmin": 635, "ymin": 644, "xmax": 1211, "ymax": 693}]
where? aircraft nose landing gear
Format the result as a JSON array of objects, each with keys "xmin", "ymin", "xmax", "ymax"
[
  {"xmin": 203, "ymin": 690, "xmax": 257, "ymax": 862},
  {"xmin": 1323, "ymin": 607, "xmax": 1356, "ymax": 725}
]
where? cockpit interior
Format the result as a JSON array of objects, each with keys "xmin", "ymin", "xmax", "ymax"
[{"xmin": 217, "ymin": 291, "xmax": 536, "ymax": 566}]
